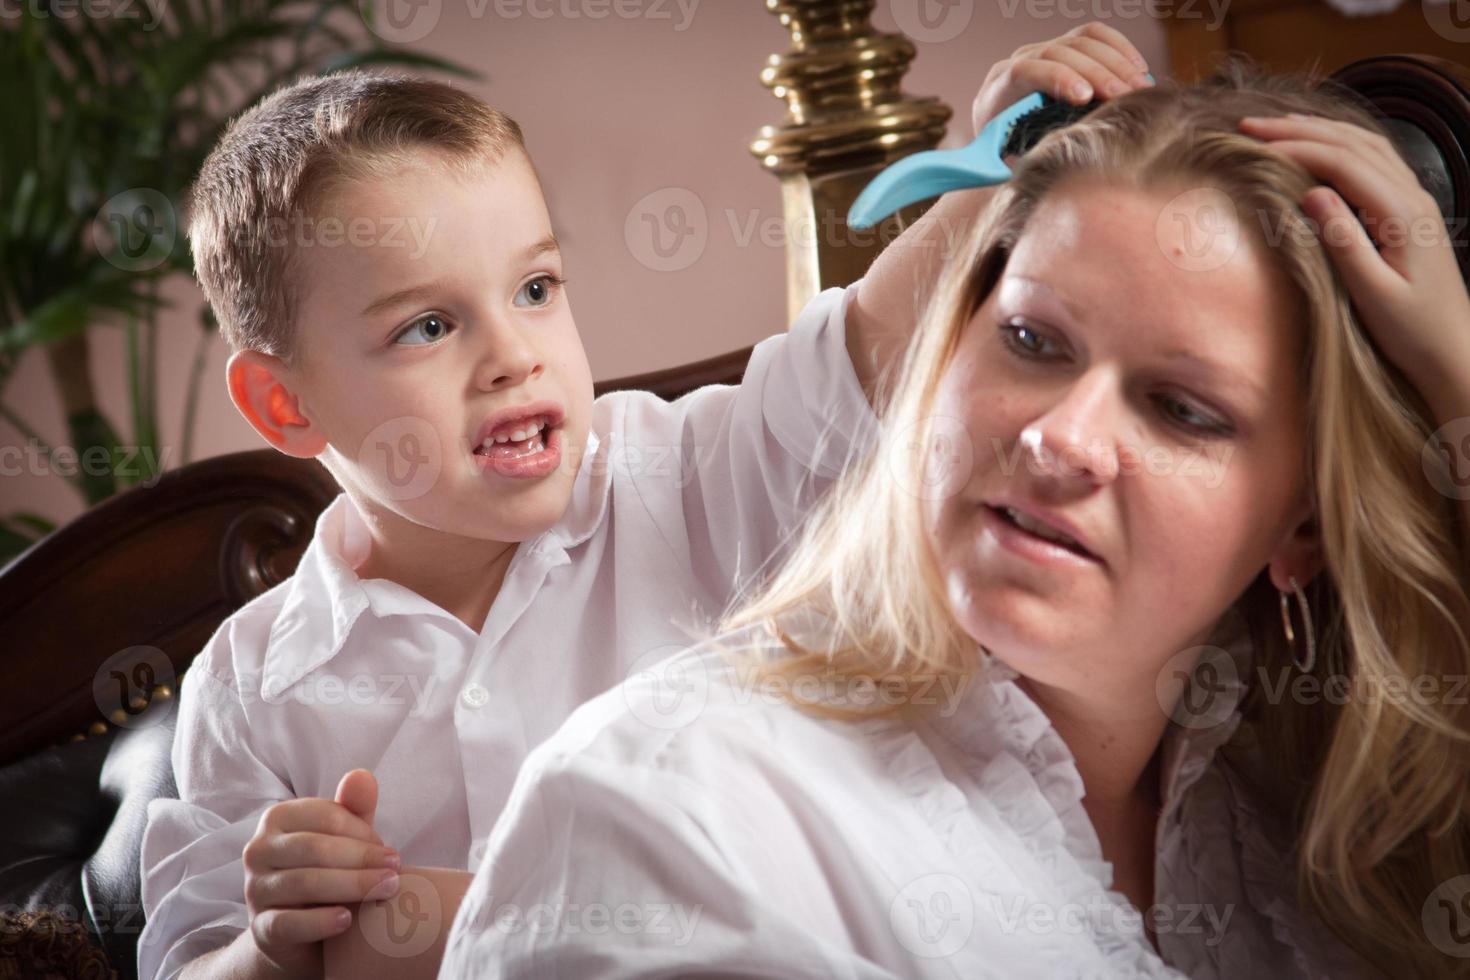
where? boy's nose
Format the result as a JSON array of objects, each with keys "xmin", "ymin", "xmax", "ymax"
[{"xmin": 473, "ymin": 323, "xmax": 543, "ymax": 391}]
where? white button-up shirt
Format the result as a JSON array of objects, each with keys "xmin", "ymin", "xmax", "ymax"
[
  {"xmin": 137, "ymin": 282, "xmax": 877, "ymax": 980},
  {"xmin": 440, "ymin": 619, "xmax": 1387, "ymax": 979}
]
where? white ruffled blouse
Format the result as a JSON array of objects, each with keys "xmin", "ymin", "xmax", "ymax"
[{"xmin": 439, "ymin": 611, "xmax": 1386, "ymax": 979}]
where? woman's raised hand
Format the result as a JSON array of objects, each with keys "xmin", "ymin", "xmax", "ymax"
[{"xmin": 1238, "ymin": 112, "xmax": 1470, "ymax": 388}]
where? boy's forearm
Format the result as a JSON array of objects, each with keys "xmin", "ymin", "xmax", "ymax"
[
  {"xmin": 177, "ymin": 928, "xmax": 304, "ymax": 980},
  {"xmin": 323, "ymin": 866, "xmax": 475, "ymax": 980},
  {"xmin": 846, "ymin": 185, "xmax": 1000, "ymax": 402}
]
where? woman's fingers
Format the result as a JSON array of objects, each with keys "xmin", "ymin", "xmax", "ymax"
[
  {"xmin": 1297, "ymin": 187, "xmax": 1406, "ymax": 320},
  {"xmin": 1245, "ymin": 138, "xmax": 1403, "ymax": 230},
  {"xmin": 1238, "ymin": 116, "xmax": 1436, "ymax": 276},
  {"xmin": 1240, "ymin": 114, "xmax": 1417, "ymax": 190}
]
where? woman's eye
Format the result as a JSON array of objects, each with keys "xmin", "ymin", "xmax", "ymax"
[
  {"xmin": 393, "ymin": 314, "xmax": 453, "ymax": 346},
  {"xmin": 999, "ymin": 320, "xmax": 1231, "ymax": 438},
  {"xmin": 1157, "ymin": 396, "xmax": 1227, "ymax": 435},
  {"xmin": 515, "ymin": 275, "xmax": 565, "ymax": 309},
  {"xmin": 999, "ymin": 320, "xmax": 1059, "ymax": 359}
]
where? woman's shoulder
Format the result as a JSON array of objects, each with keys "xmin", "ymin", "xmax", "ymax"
[
  {"xmin": 512, "ymin": 624, "xmax": 953, "ymax": 851},
  {"xmin": 530, "ymin": 626, "xmax": 890, "ymax": 777}
]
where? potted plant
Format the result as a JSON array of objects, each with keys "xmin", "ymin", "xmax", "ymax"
[{"xmin": 0, "ymin": 0, "xmax": 472, "ymax": 562}]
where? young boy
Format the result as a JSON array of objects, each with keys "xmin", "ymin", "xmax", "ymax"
[{"xmin": 137, "ymin": 27, "xmax": 1151, "ymax": 980}]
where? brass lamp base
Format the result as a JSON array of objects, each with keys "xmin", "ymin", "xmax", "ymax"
[{"xmin": 751, "ymin": 0, "xmax": 953, "ymax": 321}]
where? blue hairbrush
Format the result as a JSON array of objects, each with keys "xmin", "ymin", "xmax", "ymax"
[{"xmin": 847, "ymin": 74, "xmax": 1155, "ymax": 230}]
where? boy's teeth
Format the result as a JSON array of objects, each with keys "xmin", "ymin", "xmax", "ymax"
[{"xmin": 481, "ymin": 417, "xmax": 546, "ymax": 448}]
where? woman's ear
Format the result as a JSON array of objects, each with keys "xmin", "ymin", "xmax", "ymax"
[
  {"xmin": 1267, "ymin": 500, "xmax": 1326, "ymax": 592},
  {"xmin": 226, "ymin": 349, "xmax": 328, "ymax": 458}
]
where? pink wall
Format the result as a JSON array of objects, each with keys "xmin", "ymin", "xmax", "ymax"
[{"xmin": 1, "ymin": 3, "xmax": 1167, "ymax": 529}]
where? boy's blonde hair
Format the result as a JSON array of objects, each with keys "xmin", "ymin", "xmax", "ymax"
[
  {"xmin": 188, "ymin": 70, "xmax": 526, "ymax": 361},
  {"xmin": 722, "ymin": 57, "xmax": 1470, "ymax": 975}
]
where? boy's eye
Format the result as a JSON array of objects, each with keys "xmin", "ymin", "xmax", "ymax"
[
  {"xmin": 393, "ymin": 314, "xmax": 453, "ymax": 346},
  {"xmin": 515, "ymin": 274, "xmax": 565, "ymax": 309}
]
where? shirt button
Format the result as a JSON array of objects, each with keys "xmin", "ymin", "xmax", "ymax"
[{"xmin": 461, "ymin": 683, "xmax": 489, "ymax": 708}]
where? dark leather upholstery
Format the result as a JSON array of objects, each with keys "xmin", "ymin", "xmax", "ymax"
[{"xmin": 0, "ymin": 714, "xmax": 177, "ymax": 979}]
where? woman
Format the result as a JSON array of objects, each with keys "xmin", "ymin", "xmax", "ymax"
[{"xmin": 438, "ymin": 54, "xmax": 1470, "ymax": 979}]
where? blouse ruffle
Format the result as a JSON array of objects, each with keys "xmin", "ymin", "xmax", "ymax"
[
  {"xmin": 832, "ymin": 605, "xmax": 1381, "ymax": 979},
  {"xmin": 864, "ymin": 649, "xmax": 1188, "ymax": 978}
]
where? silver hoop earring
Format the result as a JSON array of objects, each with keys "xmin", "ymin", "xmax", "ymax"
[{"xmin": 1279, "ymin": 574, "xmax": 1316, "ymax": 674}]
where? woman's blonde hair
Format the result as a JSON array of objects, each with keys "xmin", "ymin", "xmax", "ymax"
[{"xmin": 720, "ymin": 57, "xmax": 1470, "ymax": 975}]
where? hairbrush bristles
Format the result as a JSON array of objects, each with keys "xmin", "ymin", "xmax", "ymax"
[{"xmin": 1002, "ymin": 98, "xmax": 1105, "ymax": 158}]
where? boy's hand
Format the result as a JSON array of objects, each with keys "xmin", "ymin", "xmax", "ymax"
[
  {"xmin": 241, "ymin": 769, "xmax": 401, "ymax": 979},
  {"xmin": 972, "ymin": 21, "xmax": 1153, "ymax": 139},
  {"xmin": 848, "ymin": 22, "xmax": 1154, "ymax": 400}
]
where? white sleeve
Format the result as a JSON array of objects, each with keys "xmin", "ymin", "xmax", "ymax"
[
  {"xmin": 437, "ymin": 726, "xmax": 896, "ymax": 980},
  {"xmin": 136, "ymin": 627, "xmax": 293, "ymax": 980},
  {"xmin": 614, "ymin": 281, "xmax": 881, "ymax": 605}
]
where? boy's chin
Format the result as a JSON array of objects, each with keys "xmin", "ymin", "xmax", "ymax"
[{"xmin": 441, "ymin": 485, "xmax": 574, "ymax": 541}]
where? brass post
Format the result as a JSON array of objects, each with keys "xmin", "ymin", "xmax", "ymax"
[{"xmin": 751, "ymin": 0, "xmax": 953, "ymax": 322}]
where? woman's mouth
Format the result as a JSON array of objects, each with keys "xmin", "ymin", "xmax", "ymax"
[{"xmin": 982, "ymin": 503, "xmax": 1102, "ymax": 567}]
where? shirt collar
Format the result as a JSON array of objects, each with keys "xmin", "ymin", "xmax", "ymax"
[
  {"xmin": 1155, "ymin": 605, "xmax": 1255, "ymax": 818},
  {"xmin": 543, "ymin": 425, "xmax": 611, "ymax": 552},
  {"xmin": 260, "ymin": 426, "xmax": 612, "ymax": 699},
  {"xmin": 920, "ymin": 606, "xmax": 1255, "ymax": 820}
]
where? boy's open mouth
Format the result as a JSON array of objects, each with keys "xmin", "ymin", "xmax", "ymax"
[{"xmin": 473, "ymin": 414, "xmax": 556, "ymax": 460}]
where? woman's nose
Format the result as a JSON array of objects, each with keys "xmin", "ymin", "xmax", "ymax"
[{"xmin": 1018, "ymin": 371, "xmax": 1122, "ymax": 483}]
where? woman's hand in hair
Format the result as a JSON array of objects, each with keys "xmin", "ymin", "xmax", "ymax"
[
  {"xmin": 972, "ymin": 21, "xmax": 1154, "ymax": 138},
  {"xmin": 1238, "ymin": 112, "xmax": 1470, "ymax": 391}
]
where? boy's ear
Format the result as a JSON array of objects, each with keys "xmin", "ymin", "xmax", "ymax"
[{"xmin": 226, "ymin": 349, "xmax": 327, "ymax": 459}]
